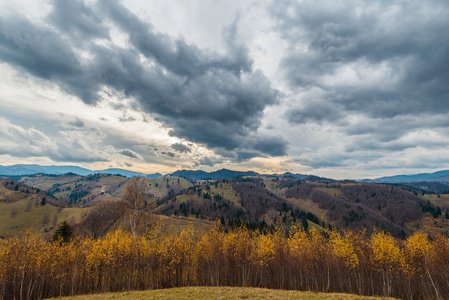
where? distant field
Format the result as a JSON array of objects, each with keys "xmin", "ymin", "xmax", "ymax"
[
  {"xmin": 210, "ymin": 182, "xmax": 241, "ymax": 207},
  {"xmin": 176, "ymin": 194, "xmax": 206, "ymax": 204},
  {"xmin": 313, "ymin": 187, "xmax": 341, "ymax": 197},
  {"xmin": 423, "ymin": 193, "xmax": 449, "ymax": 206},
  {"xmin": 18, "ymin": 174, "xmax": 129, "ymax": 203},
  {"xmin": 0, "ymin": 198, "xmax": 90, "ymax": 238},
  {"xmin": 46, "ymin": 286, "xmax": 398, "ymax": 300},
  {"xmin": 0, "ymin": 185, "xmax": 15, "ymax": 199},
  {"xmin": 287, "ymin": 197, "xmax": 329, "ymax": 221},
  {"xmin": 146, "ymin": 177, "xmax": 193, "ymax": 199},
  {"xmin": 262, "ymin": 178, "xmax": 284, "ymax": 195}
]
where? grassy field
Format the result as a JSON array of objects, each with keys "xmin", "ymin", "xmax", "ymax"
[
  {"xmin": 210, "ymin": 182, "xmax": 241, "ymax": 207},
  {"xmin": 262, "ymin": 178, "xmax": 284, "ymax": 196},
  {"xmin": 0, "ymin": 184, "xmax": 15, "ymax": 198},
  {"xmin": 423, "ymin": 193, "xmax": 449, "ymax": 206},
  {"xmin": 287, "ymin": 197, "xmax": 329, "ymax": 222},
  {"xmin": 20, "ymin": 174, "xmax": 80, "ymax": 190},
  {"xmin": 312, "ymin": 187, "xmax": 341, "ymax": 197},
  {"xmin": 146, "ymin": 177, "xmax": 193, "ymax": 199},
  {"xmin": 46, "ymin": 286, "xmax": 398, "ymax": 300},
  {"xmin": 19, "ymin": 174, "xmax": 129, "ymax": 203},
  {"xmin": 0, "ymin": 197, "xmax": 90, "ymax": 238}
]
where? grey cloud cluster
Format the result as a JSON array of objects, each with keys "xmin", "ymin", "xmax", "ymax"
[
  {"xmin": 118, "ymin": 149, "xmax": 142, "ymax": 160},
  {"xmin": 271, "ymin": 0, "xmax": 449, "ymax": 168},
  {"xmin": 0, "ymin": 0, "xmax": 286, "ymax": 163},
  {"xmin": 274, "ymin": 0, "xmax": 449, "ymax": 117},
  {"xmin": 48, "ymin": 0, "xmax": 109, "ymax": 41},
  {"xmin": 171, "ymin": 143, "xmax": 191, "ymax": 153}
]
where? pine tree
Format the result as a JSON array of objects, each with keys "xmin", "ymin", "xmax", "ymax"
[
  {"xmin": 52, "ymin": 221, "xmax": 74, "ymax": 244},
  {"xmin": 302, "ymin": 217, "xmax": 309, "ymax": 232}
]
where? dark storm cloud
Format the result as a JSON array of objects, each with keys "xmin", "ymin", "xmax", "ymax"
[
  {"xmin": 0, "ymin": 16, "xmax": 78, "ymax": 82},
  {"xmin": 171, "ymin": 143, "xmax": 191, "ymax": 153},
  {"xmin": 100, "ymin": 0, "xmax": 252, "ymax": 78},
  {"xmin": 194, "ymin": 156, "xmax": 225, "ymax": 168},
  {"xmin": 47, "ymin": 0, "xmax": 109, "ymax": 40},
  {"xmin": 161, "ymin": 151, "xmax": 176, "ymax": 158},
  {"xmin": 236, "ymin": 152, "xmax": 260, "ymax": 161},
  {"xmin": 0, "ymin": 0, "xmax": 284, "ymax": 160},
  {"xmin": 252, "ymin": 135, "xmax": 288, "ymax": 157},
  {"xmin": 271, "ymin": 0, "xmax": 449, "ymax": 169},
  {"xmin": 286, "ymin": 100, "xmax": 344, "ymax": 124},
  {"xmin": 0, "ymin": 15, "xmax": 99, "ymax": 103},
  {"xmin": 273, "ymin": 0, "xmax": 449, "ymax": 120},
  {"xmin": 118, "ymin": 149, "xmax": 141, "ymax": 159}
]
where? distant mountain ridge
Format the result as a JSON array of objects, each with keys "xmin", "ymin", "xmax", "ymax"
[
  {"xmin": 170, "ymin": 169, "xmax": 259, "ymax": 180},
  {"xmin": 0, "ymin": 164, "xmax": 93, "ymax": 176},
  {"xmin": 372, "ymin": 170, "xmax": 449, "ymax": 183},
  {"xmin": 4, "ymin": 164, "xmax": 449, "ymax": 184},
  {"xmin": 95, "ymin": 168, "xmax": 161, "ymax": 178},
  {"xmin": 0, "ymin": 164, "xmax": 161, "ymax": 178},
  {"xmin": 0, "ymin": 164, "xmax": 308, "ymax": 180}
]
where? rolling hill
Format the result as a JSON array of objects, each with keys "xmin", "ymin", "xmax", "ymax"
[
  {"xmin": 0, "ymin": 178, "xmax": 90, "ymax": 239},
  {"xmin": 2, "ymin": 171, "xmax": 449, "ymax": 239}
]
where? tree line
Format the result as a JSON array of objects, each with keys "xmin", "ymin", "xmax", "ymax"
[{"xmin": 1, "ymin": 223, "xmax": 448, "ymax": 300}]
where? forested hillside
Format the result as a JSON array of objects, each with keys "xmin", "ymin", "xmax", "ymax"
[{"xmin": 1, "ymin": 173, "xmax": 449, "ymax": 239}]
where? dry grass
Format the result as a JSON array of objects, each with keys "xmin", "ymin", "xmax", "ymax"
[
  {"xmin": 145, "ymin": 177, "xmax": 193, "ymax": 199},
  {"xmin": 423, "ymin": 193, "xmax": 449, "ymax": 206},
  {"xmin": 0, "ymin": 198, "xmax": 90, "ymax": 238},
  {"xmin": 313, "ymin": 187, "xmax": 341, "ymax": 197},
  {"xmin": 45, "ymin": 286, "xmax": 399, "ymax": 300},
  {"xmin": 210, "ymin": 182, "xmax": 241, "ymax": 207},
  {"xmin": 287, "ymin": 197, "xmax": 329, "ymax": 221}
]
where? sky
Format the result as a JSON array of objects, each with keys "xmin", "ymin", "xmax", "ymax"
[{"xmin": 0, "ymin": 0, "xmax": 449, "ymax": 179}]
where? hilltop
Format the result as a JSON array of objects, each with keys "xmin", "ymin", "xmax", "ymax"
[{"xmin": 47, "ymin": 286, "xmax": 399, "ymax": 300}]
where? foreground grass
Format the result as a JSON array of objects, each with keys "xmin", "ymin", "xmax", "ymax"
[{"xmin": 47, "ymin": 287, "xmax": 398, "ymax": 300}]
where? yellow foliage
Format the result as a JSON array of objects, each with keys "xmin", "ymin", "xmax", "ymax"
[
  {"xmin": 330, "ymin": 231, "xmax": 359, "ymax": 269},
  {"xmin": 371, "ymin": 231, "xmax": 403, "ymax": 274},
  {"xmin": 253, "ymin": 233, "xmax": 275, "ymax": 266},
  {"xmin": 403, "ymin": 231, "xmax": 432, "ymax": 276},
  {"xmin": 1, "ymin": 224, "xmax": 448, "ymax": 299}
]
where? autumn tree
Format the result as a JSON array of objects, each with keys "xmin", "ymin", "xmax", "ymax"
[
  {"xmin": 121, "ymin": 177, "xmax": 154, "ymax": 236},
  {"xmin": 80, "ymin": 200, "xmax": 121, "ymax": 239}
]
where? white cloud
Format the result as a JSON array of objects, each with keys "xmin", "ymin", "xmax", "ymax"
[{"xmin": 0, "ymin": 117, "xmax": 58, "ymax": 158}]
